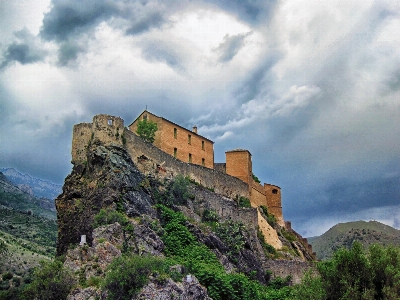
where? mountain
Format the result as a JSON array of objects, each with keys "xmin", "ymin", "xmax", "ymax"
[
  {"xmin": 0, "ymin": 167, "xmax": 62, "ymax": 200},
  {"xmin": 0, "ymin": 172, "xmax": 56, "ymax": 219},
  {"xmin": 308, "ymin": 220, "xmax": 400, "ymax": 260},
  {"xmin": 0, "ymin": 174, "xmax": 58, "ymax": 291}
]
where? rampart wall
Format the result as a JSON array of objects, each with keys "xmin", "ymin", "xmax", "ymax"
[{"xmin": 123, "ymin": 128, "xmax": 249, "ymax": 200}]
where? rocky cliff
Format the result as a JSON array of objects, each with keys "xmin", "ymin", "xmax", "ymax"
[{"xmin": 56, "ymin": 136, "xmax": 315, "ymax": 298}]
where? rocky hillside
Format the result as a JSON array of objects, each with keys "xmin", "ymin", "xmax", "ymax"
[
  {"xmin": 54, "ymin": 137, "xmax": 315, "ymax": 299},
  {"xmin": 0, "ymin": 172, "xmax": 56, "ymax": 219},
  {"xmin": 0, "ymin": 167, "xmax": 62, "ymax": 200},
  {"xmin": 308, "ymin": 220, "xmax": 400, "ymax": 260}
]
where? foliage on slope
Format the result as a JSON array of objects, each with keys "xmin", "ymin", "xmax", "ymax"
[{"xmin": 308, "ymin": 220, "xmax": 400, "ymax": 260}]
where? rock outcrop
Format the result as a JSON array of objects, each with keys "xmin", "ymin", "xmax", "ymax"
[{"xmin": 57, "ymin": 135, "xmax": 315, "ymax": 298}]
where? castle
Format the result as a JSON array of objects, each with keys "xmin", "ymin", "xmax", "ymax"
[
  {"xmin": 72, "ymin": 113, "xmax": 284, "ymax": 238},
  {"xmin": 129, "ymin": 110, "xmax": 284, "ymax": 227}
]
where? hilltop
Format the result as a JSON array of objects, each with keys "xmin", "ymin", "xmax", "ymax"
[
  {"xmin": 308, "ymin": 220, "xmax": 400, "ymax": 260},
  {"xmin": 52, "ymin": 115, "xmax": 317, "ymax": 298}
]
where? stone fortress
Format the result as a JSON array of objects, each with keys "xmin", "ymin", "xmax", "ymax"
[{"xmin": 72, "ymin": 112, "xmax": 286, "ymax": 247}]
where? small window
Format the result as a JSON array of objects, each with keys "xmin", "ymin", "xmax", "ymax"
[
  {"xmin": 143, "ymin": 114, "xmax": 147, "ymax": 120},
  {"xmin": 202, "ymin": 141, "xmax": 204, "ymax": 150},
  {"xmin": 202, "ymin": 158, "xmax": 205, "ymax": 166},
  {"xmin": 189, "ymin": 153, "xmax": 192, "ymax": 163},
  {"xmin": 174, "ymin": 148, "xmax": 177, "ymax": 158},
  {"xmin": 272, "ymin": 189, "xmax": 278, "ymax": 194},
  {"xmin": 174, "ymin": 128, "xmax": 177, "ymax": 139},
  {"xmin": 108, "ymin": 119, "xmax": 113, "ymax": 125},
  {"xmin": 188, "ymin": 134, "xmax": 191, "ymax": 144}
]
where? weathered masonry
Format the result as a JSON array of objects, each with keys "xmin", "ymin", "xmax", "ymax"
[
  {"xmin": 72, "ymin": 114, "xmax": 284, "ymax": 228},
  {"xmin": 129, "ymin": 110, "xmax": 214, "ymax": 169}
]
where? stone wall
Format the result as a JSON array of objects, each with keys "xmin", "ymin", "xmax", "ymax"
[
  {"xmin": 123, "ymin": 127, "xmax": 250, "ymax": 200},
  {"xmin": 71, "ymin": 115, "xmax": 124, "ymax": 164},
  {"xmin": 264, "ymin": 260, "xmax": 315, "ymax": 284}
]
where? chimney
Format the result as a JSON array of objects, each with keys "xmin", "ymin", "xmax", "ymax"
[{"xmin": 192, "ymin": 125, "xmax": 197, "ymax": 134}]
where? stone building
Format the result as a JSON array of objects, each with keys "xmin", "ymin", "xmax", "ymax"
[
  {"xmin": 215, "ymin": 149, "xmax": 284, "ymax": 227},
  {"xmin": 128, "ymin": 110, "xmax": 214, "ymax": 169}
]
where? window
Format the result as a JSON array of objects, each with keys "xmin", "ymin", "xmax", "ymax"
[
  {"xmin": 189, "ymin": 153, "xmax": 192, "ymax": 163},
  {"xmin": 108, "ymin": 119, "xmax": 113, "ymax": 125},
  {"xmin": 174, "ymin": 148, "xmax": 177, "ymax": 158},
  {"xmin": 174, "ymin": 128, "xmax": 177, "ymax": 139},
  {"xmin": 188, "ymin": 134, "xmax": 191, "ymax": 144},
  {"xmin": 272, "ymin": 189, "xmax": 278, "ymax": 194},
  {"xmin": 143, "ymin": 114, "xmax": 147, "ymax": 120},
  {"xmin": 202, "ymin": 158, "xmax": 205, "ymax": 166},
  {"xmin": 202, "ymin": 141, "xmax": 204, "ymax": 150}
]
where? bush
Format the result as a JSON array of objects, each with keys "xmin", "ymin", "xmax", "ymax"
[
  {"xmin": 93, "ymin": 209, "xmax": 128, "ymax": 228},
  {"xmin": 22, "ymin": 259, "xmax": 75, "ymax": 300},
  {"xmin": 103, "ymin": 254, "xmax": 165, "ymax": 300},
  {"xmin": 201, "ymin": 209, "xmax": 219, "ymax": 223},
  {"xmin": 237, "ymin": 196, "xmax": 252, "ymax": 208},
  {"xmin": 2, "ymin": 272, "xmax": 13, "ymax": 280},
  {"xmin": 158, "ymin": 174, "xmax": 191, "ymax": 206}
]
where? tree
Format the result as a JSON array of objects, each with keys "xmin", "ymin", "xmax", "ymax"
[
  {"xmin": 136, "ymin": 119, "xmax": 158, "ymax": 143},
  {"xmin": 22, "ymin": 259, "xmax": 75, "ymax": 300}
]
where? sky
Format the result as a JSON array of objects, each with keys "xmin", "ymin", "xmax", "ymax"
[{"xmin": 1, "ymin": 0, "xmax": 400, "ymax": 237}]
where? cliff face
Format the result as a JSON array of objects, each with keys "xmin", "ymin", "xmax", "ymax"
[
  {"xmin": 56, "ymin": 140, "xmax": 155, "ymax": 255},
  {"xmin": 56, "ymin": 122, "xmax": 317, "ymax": 298}
]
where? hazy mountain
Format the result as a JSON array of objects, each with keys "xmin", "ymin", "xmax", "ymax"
[
  {"xmin": 0, "ymin": 167, "xmax": 62, "ymax": 200},
  {"xmin": 308, "ymin": 220, "xmax": 400, "ymax": 260},
  {"xmin": 0, "ymin": 172, "xmax": 56, "ymax": 219}
]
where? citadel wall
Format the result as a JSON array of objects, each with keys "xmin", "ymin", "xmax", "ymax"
[{"xmin": 123, "ymin": 128, "xmax": 249, "ymax": 200}]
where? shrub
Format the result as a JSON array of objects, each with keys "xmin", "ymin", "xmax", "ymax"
[
  {"xmin": 158, "ymin": 174, "xmax": 191, "ymax": 206},
  {"xmin": 2, "ymin": 272, "xmax": 13, "ymax": 280},
  {"xmin": 201, "ymin": 209, "xmax": 219, "ymax": 223},
  {"xmin": 22, "ymin": 259, "xmax": 75, "ymax": 300},
  {"xmin": 257, "ymin": 227, "xmax": 276, "ymax": 256},
  {"xmin": 93, "ymin": 209, "xmax": 128, "ymax": 228},
  {"xmin": 216, "ymin": 220, "xmax": 246, "ymax": 257},
  {"xmin": 103, "ymin": 254, "xmax": 165, "ymax": 300},
  {"xmin": 237, "ymin": 196, "xmax": 252, "ymax": 208}
]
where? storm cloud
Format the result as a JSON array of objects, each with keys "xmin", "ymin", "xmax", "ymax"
[{"xmin": 1, "ymin": 0, "xmax": 400, "ymax": 236}]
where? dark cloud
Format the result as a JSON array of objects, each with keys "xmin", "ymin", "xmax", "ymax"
[
  {"xmin": 213, "ymin": 32, "xmax": 252, "ymax": 62},
  {"xmin": 0, "ymin": 28, "xmax": 46, "ymax": 70},
  {"xmin": 40, "ymin": 1, "xmax": 119, "ymax": 41},
  {"xmin": 126, "ymin": 11, "xmax": 165, "ymax": 35},
  {"xmin": 206, "ymin": 0, "xmax": 277, "ymax": 24},
  {"xmin": 58, "ymin": 41, "xmax": 84, "ymax": 66}
]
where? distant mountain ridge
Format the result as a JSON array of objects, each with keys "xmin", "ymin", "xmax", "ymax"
[
  {"xmin": 0, "ymin": 167, "xmax": 62, "ymax": 200},
  {"xmin": 308, "ymin": 220, "xmax": 400, "ymax": 260},
  {"xmin": 0, "ymin": 172, "xmax": 56, "ymax": 219}
]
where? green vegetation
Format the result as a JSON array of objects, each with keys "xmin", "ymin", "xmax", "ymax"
[
  {"xmin": 291, "ymin": 242, "xmax": 400, "ymax": 300},
  {"xmin": 136, "ymin": 118, "xmax": 158, "ymax": 143},
  {"xmin": 308, "ymin": 220, "xmax": 400, "ymax": 260},
  {"xmin": 156, "ymin": 204, "xmax": 292, "ymax": 300},
  {"xmin": 0, "ymin": 188, "xmax": 55, "ymax": 220},
  {"xmin": 257, "ymin": 227, "xmax": 276, "ymax": 257},
  {"xmin": 252, "ymin": 173, "xmax": 261, "ymax": 184},
  {"xmin": 93, "ymin": 208, "xmax": 129, "ymax": 229},
  {"xmin": 103, "ymin": 254, "xmax": 165, "ymax": 300},
  {"xmin": 22, "ymin": 259, "xmax": 75, "ymax": 300},
  {"xmin": 260, "ymin": 205, "xmax": 277, "ymax": 227},
  {"xmin": 237, "ymin": 196, "xmax": 252, "ymax": 208},
  {"xmin": 155, "ymin": 174, "xmax": 193, "ymax": 206}
]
